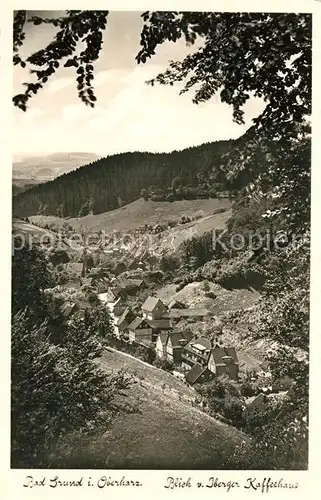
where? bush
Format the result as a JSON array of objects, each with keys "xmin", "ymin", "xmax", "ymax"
[
  {"xmin": 11, "ymin": 310, "xmax": 132, "ymax": 468},
  {"xmin": 153, "ymin": 358, "xmax": 174, "ymax": 372},
  {"xmin": 195, "ymin": 375, "xmax": 244, "ymax": 426},
  {"xmin": 140, "ymin": 188, "xmax": 149, "ymax": 201},
  {"xmin": 159, "ymin": 255, "xmax": 180, "ymax": 272},
  {"xmin": 240, "ymin": 380, "xmax": 257, "ymax": 398},
  {"xmin": 133, "ymin": 345, "xmax": 156, "ymax": 365},
  {"xmin": 212, "ymin": 207, "xmax": 227, "ymax": 215},
  {"xmin": 151, "ymin": 194, "xmax": 166, "ymax": 202}
]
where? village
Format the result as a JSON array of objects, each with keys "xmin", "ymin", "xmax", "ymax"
[
  {"xmin": 53, "ymin": 241, "xmax": 293, "ymax": 427},
  {"xmin": 89, "ymin": 277, "xmax": 287, "ymax": 422}
]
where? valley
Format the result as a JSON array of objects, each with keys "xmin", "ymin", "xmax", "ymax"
[{"xmin": 11, "ymin": 9, "xmax": 310, "ymax": 473}]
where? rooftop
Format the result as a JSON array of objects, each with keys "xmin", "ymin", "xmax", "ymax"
[
  {"xmin": 211, "ymin": 346, "xmax": 239, "ymax": 366},
  {"xmin": 185, "ymin": 363, "xmax": 209, "ymax": 385},
  {"xmin": 128, "ymin": 316, "xmax": 152, "ymax": 331},
  {"xmin": 168, "ymin": 308, "xmax": 210, "ymax": 318},
  {"xmin": 142, "ymin": 296, "xmax": 166, "ymax": 312},
  {"xmin": 116, "ymin": 307, "xmax": 135, "ymax": 327},
  {"xmin": 148, "ymin": 319, "xmax": 172, "ymax": 330}
]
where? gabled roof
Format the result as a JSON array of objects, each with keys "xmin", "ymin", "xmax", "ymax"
[
  {"xmin": 148, "ymin": 319, "xmax": 172, "ymax": 330},
  {"xmin": 183, "ymin": 337, "xmax": 212, "ymax": 361},
  {"xmin": 128, "ymin": 278, "xmax": 144, "ymax": 287},
  {"xmin": 168, "ymin": 308, "xmax": 210, "ymax": 318},
  {"xmin": 116, "ymin": 307, "xmax": 135, "ymax": 328},
  {"xmin": 187, "ymin": 337, "xmax": 212, "ymax": 350},
  {"xmin": 113, "ymin": 277, "xmax": 144, "ymax": 290},
  {"xmin": 168, "ymin": 330, "xmax": 194, "ymax": 348},
  {"xmin": 60, "ymin": 302, "xmax": 76, "ymax": 318},
  {"xmin": 128, "ymin": 316, "xmax": 152, "ymax": 331},
  {"xmin": 113, "ymin": 261, "xmax": 126, "ymax": 269},
  {"xmin": 185, "ymin": 363, "xmax": 209, "ymax": 385},
  {"xmin": 106, "ymin": 287, "xmax": 122, "ymax": 302},
  {"xmin": 245, "ymin": 392, "xmax": 265, "ymax": 407},
  {"xmin": 210, "ymin": 346, "xmax": 239, "ymax": 366},
  {"xmin": 168, "ymin": 299, "xmax": 186, "ymax": 310},
  {"xmin": 142, "ymin": 296, "xmax": 166, "ymax": 312},
  {"xmin": 157, "ymin": 332, "xmax": 169, "ymax": 346},
  {"xmin": 77, "ymin": 300, "xmax": 91, "ymax": 310}
]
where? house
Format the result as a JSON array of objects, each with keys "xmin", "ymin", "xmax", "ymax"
[
  {"xmin": 74, "ymin": 300, "xmax": 92, "ymax": 321},
  {"xmin": 181, "ymin": 337, "xmax": 212, "ymax": 371},
  {"xmin": 185, "ymin": 363, "xmax": 213, "ymax": 385},
  {"xmin": 242, "ymin": 393, "xmax": 267, "ymax": 419},
  {"xmin": 127, "ymin": 258, "xmax": 139, "ymax": 270},
  {"xmin": 98, "ymin": 288, "xmax": 122, "ymax": 310},
  {"xmin": 112, "ymin": 261, "xmax": 127, "ymax": 276},
  {"xmin": 60, "ymin": 302, "xmax": 77, "ymax": 319},
  {"xmin": 166, "ymin": 330, "xmax": 194, "ymax": 363},
  {"xmin": 115, "ymin": 307, "xmax": 136, "ymax": 338},
  {"xmin": 96, "ymin": 277, "xmax": 111, "ymax": 293},
  {"xmin": 113, "ymin": 276, "xmax": 145, "ymax": 295},
  {"xmin": 168, "ymin": 308, "xmax": 210, "ymax": 322},
  {"xmin": 156, "ymin": 332, "xmax": 169, "ymax": 359},
  {"xmin": 148, "ymin": 318, "xmax": 172, "ymax": 334},
  {"xmin": 141, "ymin": 297, "xmax": 168, "ymax": 320},
  {"xmin": 168, "ymin": 299, "xmax": 186, "ymax": 310},
  {"xmin": 128, "ymin": 317, "xmax": 153, "ymax": 345},
  {"xmin": 207, "ymin": 345, "xmax": 239, "ymax": 380},
  {"xmin": 113, "ymin": 296, "xmax": 127, "ymax": 317},
  {"xmin": 156, "ymin": 330, "xmax": 193, "ymax": 362}
]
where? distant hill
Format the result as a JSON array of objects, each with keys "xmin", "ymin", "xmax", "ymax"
[
  {"xmin": 13, "ymin": 131, "xmax": 252, "ymax": 218},
  {"xmin": 12, "ymin": 180, "xmax": 43, "ymax": 196},
  {"xmin": 13, "ymin": 152, "xmax": 101, "ymax": 183}
]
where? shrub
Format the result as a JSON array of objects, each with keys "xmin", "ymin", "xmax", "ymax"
[
  {"xmin": 212, "ymin": 207, "xmax": 227, "ymax": 215},
  {"xmin": 140, "ymin": 188, "xmax": 149, "ymax": 201},
  {"xmin": 153, "ymin": 358, "xmax": 174, "ymax": 372}
]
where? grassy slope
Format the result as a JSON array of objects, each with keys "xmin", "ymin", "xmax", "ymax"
[
  {"xmin": 55, "ymin": 348, "xmax": 247, "ymax": 469},
  {"xmin": 30, "ymin": 198, "xmax": 231, "ymax": 232}
]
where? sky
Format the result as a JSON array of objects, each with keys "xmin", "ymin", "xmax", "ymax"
[{"xmin": 13, "ymin": 11, "xmax": 265, "ymax": 158}]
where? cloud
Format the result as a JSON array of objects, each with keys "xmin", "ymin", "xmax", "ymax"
[
  {"xmin": 47, "ymin": 77, "xmax": 74, "ymax": 94},
  {"xmin": 61, "ymin": 104, "xmax": 105, "ymax": 123},
  {"xmin": 14, "ymin": 107, "xmax": 44, "ymax": 125},
  {"xmin": 14, "ymin": 58, "xmax": 265, "ymax": 156}
]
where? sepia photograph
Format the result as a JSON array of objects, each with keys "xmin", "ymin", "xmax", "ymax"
[{"xmin": 11, "ymin": 8, "xmax": 310, "ymax": 472}]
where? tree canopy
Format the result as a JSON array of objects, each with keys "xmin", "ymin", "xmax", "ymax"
[{"xmin": 13, "ymin": 11, "xmax": 311, "ymax": 131}]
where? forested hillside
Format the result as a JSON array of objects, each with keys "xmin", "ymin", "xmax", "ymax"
[{"xmin": 13, "ymin": 132, "xmax": 251, "ymax": 218}]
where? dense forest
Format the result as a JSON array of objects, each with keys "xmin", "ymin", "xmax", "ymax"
[{"xmin": 13, "ymin": 131, "xmax": 252, "ymax": 218}]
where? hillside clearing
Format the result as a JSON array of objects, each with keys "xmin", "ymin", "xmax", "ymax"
[
  {"xmin": 30, "ymin": 198, "xmax": 231, "ymax": 232},
  {"xmin": 53, "ymin": 348, "xmax": 247, "ymax": 469}
]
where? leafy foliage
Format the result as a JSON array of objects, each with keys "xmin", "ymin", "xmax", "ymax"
[
  {"xmin": 13, "ymin": 11, "xmax": 109, "ymax": 111},
  {"xmin": 11, "ymin": 238, "xmax": 133, "ymax": 467},
  {"xmin": 12, "ymin": 237, "xmax": 54, "ymax": 320},
  {"xmin": 195, "ymin": 375, "xmax": 244, "ymax": 426},
  {"xmin": 11, "ymin": 310, "xmax": 132, "ymax": 467}
]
